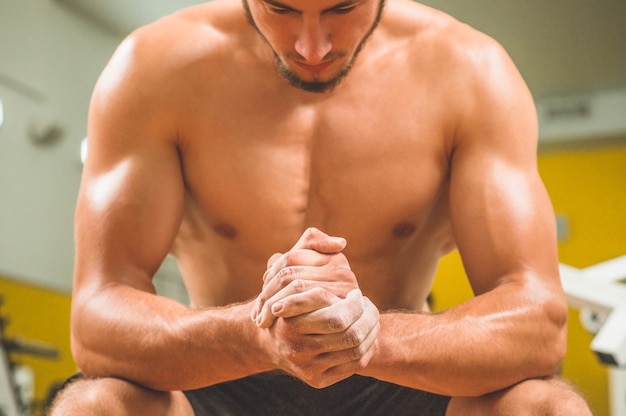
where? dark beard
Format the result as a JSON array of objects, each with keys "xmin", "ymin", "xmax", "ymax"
[{"xmin": 242, "ymin": 0, "xmax": 386, "ymax": 93}]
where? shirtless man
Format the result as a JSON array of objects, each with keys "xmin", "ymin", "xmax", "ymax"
[{"xmin": 51, "ymin": 0, "xmax": 592, "ymax": 414}]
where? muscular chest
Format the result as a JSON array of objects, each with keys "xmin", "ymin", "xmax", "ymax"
[{"xmin": 178, "ymin": 84, "xmax": 451, "ymax": 257}]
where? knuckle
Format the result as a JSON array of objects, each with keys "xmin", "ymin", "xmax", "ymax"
[
  {"xmin": 276, "ymin": 267, "xmax": 298, "ymax": 287},
  {"xmin": 300, "ymin": 369, "xmax": 328, "ymax": 389},
  {"xmin": 334, "ymin": 266, "xmax": 356, "ymax": 283},
  {"xmin": 283, "ymin": 251, "xmax": 298, "ymax": 267},
  {"xmin": 300, "ymin": 367, "xmax": 316, "ymax": 382},
  {"xmin": 282, "ymin": 341, "xmax": 304, "ymax": 361},
  {"xmin": 347, "ymin": 343, "xmax": 366, "ymax": 361},
  {"xmin": 311, "ymin": 286, "xmax": 329, "ymax": 297},
  {"xmin": 300, "ymin": 228, "xmax": 317, "ymax": 246},
  {"xmin": 309, "ymin": 378, "xmax": 327, "ymax": 389},
  {"xmin": 336, "ymin": 253, "xmax": 349, "ymax": 264},
  {"xmin": 327, "ymin": 313, "xmax": 350, "ymax": 332},
  {"xmin": 287, "ymin": 346, "xmax": 302, "ymax": 361},
  {"xmin": 344, "ymin": 326, "xmax": 366, "ymax": 348},
  {"xmin": 290, "ymin": 278, "xmax": 308, "ymax": 293},
  {"xmin": 294, "ymin": 365, "xmax": 326, "ymax": 388}
]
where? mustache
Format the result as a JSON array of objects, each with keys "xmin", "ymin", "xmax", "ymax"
[{"xmin": 282, "ymin": 50, "xmax": 348, "ymax": 64}]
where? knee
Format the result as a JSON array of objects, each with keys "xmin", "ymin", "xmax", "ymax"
[
  {"xmin": 535, "ymin": 377, "xmax": 593, "ymax": 416},
  {"xmin": 447, "ymin": 377, "xmax": 593, "ymax": 416},
  {"xmin": 508, "ymin": 377, "xmax": 592, "ymax": 416},
  {"xmin": 48, "ymin": 377, "xmax": 134, "ymax": 416},
  {"xmin": 48, "ymin": 376, "xmax": 110, "ymax": 416},
  {"xmin": 48, "ymin": 376, "xmax": 172, "ymax": 416}
]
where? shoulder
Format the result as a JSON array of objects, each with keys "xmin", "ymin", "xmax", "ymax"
[
  {"xmin": 93, "ymin": 0, "xmax": 248, "ymax": 104},
  {"xmin": 382, "ymin": 0, "xmax": 536, "ymax": 152},
  {"xmin": 384, "ymin": 0, "xmax": 513, "ymax": 81},
  {"xmin": 380, "ymin": 1, "xmax": 529, "ymax": 121}
]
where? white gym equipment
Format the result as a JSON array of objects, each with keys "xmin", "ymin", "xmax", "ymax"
[{"xmin": 560, "ymin": 255, "xmax": 626, "ymax": 416}]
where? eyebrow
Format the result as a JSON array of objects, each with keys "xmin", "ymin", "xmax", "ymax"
[{"xmin": 260, "ymin": 0, "xmax": 362, "ymax": 14}]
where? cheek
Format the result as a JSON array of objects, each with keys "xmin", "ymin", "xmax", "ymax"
[{"xmin": 262, "ymin": 24, "xmax": 293, "ymax": 51}]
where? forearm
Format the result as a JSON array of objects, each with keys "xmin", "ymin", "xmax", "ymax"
[
  {"xmin": 360, "ymin": 284, "xmax": 567, "ymax": 397},
  {"xmin": 72, "ymin": 283, "xmax": 271, "ymax": 391}
]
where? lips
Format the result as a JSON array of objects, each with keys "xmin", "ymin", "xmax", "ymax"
[{"xmin": 294, "ymin": 59, "xmax": 336, "ymax": 72}]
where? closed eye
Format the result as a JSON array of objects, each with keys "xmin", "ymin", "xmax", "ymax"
[
  {"xmin": 261, "ymin": 0, "xmax": 298, "ymax": 15},
  {"xmin": 268, "ymin": 6, "xmax": 295, "ymax": 14},
  {"xmin": 322, "ymin": 0, "xmax": 362, "ymax": 14},
  {"xmin": 330, "ymin": 5, "xmax": 357, "ymax": 14}
]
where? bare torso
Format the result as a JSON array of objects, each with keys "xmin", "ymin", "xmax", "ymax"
[
  {"xmin": 109, "ymin": 0, "xmax": 467, "ymax": 310},
  {"xmin": 70, "ymin": 0, "xmax": 570, "ymax": 395}
]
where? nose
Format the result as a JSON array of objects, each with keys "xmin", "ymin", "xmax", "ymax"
[{"xmin": 294, "ymin": 18, "xmax": 332, "ymax": 64}]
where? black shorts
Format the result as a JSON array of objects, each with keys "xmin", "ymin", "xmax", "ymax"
[{"xmin": 183, "ymin": 372, "xmax": 451, "ymax": 416}]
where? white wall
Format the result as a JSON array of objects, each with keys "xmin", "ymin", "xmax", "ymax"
[
  {"xmin": 0, "ymin": 0, "xmax": 121, "ymax": 292},
  {"xmin": 537, "ymin": 88, "xmax": 626, "ymax": 145}
]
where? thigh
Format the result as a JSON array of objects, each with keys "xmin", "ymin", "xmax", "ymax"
[
  {"xmin": 446, "ymin": 377, "xmax": 592, "ymax": 416},
  {"xmin": 48, "ymin": 375, "xmax": 194, "ymax": 416}
]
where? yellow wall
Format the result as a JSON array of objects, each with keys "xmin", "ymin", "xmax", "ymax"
[
  {"xmin": 540, "ymin": 142, "xmax": 626, "ymax": 416},
  {"xmin": 0, "ymin": 276, "xmax": 75, "ymax": 410},
  {"xmin": 431, "ymin": 141, "xmax": 626, "ymax": 416}
]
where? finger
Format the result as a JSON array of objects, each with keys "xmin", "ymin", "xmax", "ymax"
[
  {"xmin": 256, "ymin": 278, "xmax": 349, "ymax": 328},
  {"xmin": 263, "ymin": 249, "xmax": 332, "ymax": 284},
  {"xmin": 263, "ymin": 252, "xmax": 349, "ymax": 293},
  {"xmin": 263, "ymin": 253, "xmax": 354, "ymax": 297},
  {"xmin": 288, "ymin": 301, "xmax": 380, "ymax": 388},
  {"xmin": 301, "ymin": 294, "xmax": 379, "ymax": 350},
  {"xmin": 280, "ymin": 288, "xmax": 365, "ymax": 334},
  {"xmin": 253, "ymin": 252, "xmax": 289, "ymax": 321},
  {"xmin": 266, "ymin": 252, "xmax": 283, "ymax": 269},
  {"xmin": 256, "ymin": 251, "xmax": 339, "ymax": 320},
  {"xmin": 315, "ymin": 322, "xmax": 380, "ymax": 387},
  {"xmin": 271, "ymin": 287, "xmax": 341, "ymax": 319},
  {"xmin": 251, "ymin": 294, "xmax": 263, "ymax": 322},
  {"xmin": 291, "ymin": 227, "xmax": 346, "ymax": 254},
  {"xmin": 257, "ymin": 228, "xmax": 347, "ymax": 320},
  {"xmin": 285, "ymin": 303, "xmax": 380, "ymax": 372},
  {"xmin": 255, "ymin": 251, "xmax": 333, "ymax": 321},
  {"xmin": 256, "ymin": 279, "xmax": 319, "ymax": 328},
  {"xmin": 256, "ymin": 265, "xmax": 356, "ymax": 325}
]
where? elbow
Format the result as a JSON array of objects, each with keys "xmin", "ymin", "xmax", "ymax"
[
  {"xmin": 70, "ymin": 298, "xmax": 190, "ymax": 392},
  {"xmin": 535, "ymin": 296, "xmax": 569, "ymax": 376},
  {"xmin": 69, "ymin": 294, "xmax": 124, "ymax": 381},
  {"xmin": 70, "ymin": 299, "xmax": 91, "ymax": 370},
  {"xmin": 71, "ymin": 326, "xmax": 183, "ymax": 391},
  {"xmin": 70, "ymin": 305, "xmax": 107, "ymax": 379},
  {"xmin": 71, "ymin": 337, "xmax": 100, "ymax": 379}
]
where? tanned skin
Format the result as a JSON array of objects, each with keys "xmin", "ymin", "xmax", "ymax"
[{"xmin": 58, "ymin": 0, "xmax": 592, "ymax": 414}]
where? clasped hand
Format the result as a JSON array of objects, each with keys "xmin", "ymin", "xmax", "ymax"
[{"xmin": 251, "ymin": 228, "xmax": 380, "ymax": 388}]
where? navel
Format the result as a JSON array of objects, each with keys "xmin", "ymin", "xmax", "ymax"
[
  {"xmin": 213, "ymin": 222, "xmax": 238, "ymax": 239},
  {"xmin": 392, "ymin": 222, "xmax": 417, "ymax": 239}
]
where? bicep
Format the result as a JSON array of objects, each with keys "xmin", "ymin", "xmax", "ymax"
[
  {"xmin": 448, "ymin": 42, "xmax": 560, "ymax": 296},
  {"xmin": 74, "ymin": 51, "xmax": 185, "ymax": 294},
  {"xmin": 75, "ymin": 153, "xmax": 184, "ymax": 292},
  {"xmin": 450, "ymin": 155, "xmax": 559, "ymax": 295}
]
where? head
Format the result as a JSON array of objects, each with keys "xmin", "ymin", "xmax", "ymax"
[{"xmin": 242, "ymin": 0, "xmax": 386, "ymax": 93}]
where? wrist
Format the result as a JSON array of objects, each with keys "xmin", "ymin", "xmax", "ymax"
[
  {"xmin": 239, "ymin": 301, "xmax": 276, "ymax": 375},
  {"xmin": 172, "ymin": 301, "xmax": 275, "ymax": 387},
  {"xmin": 357, "ymin": 313, "xmax": 412, "ymax": 380}
]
